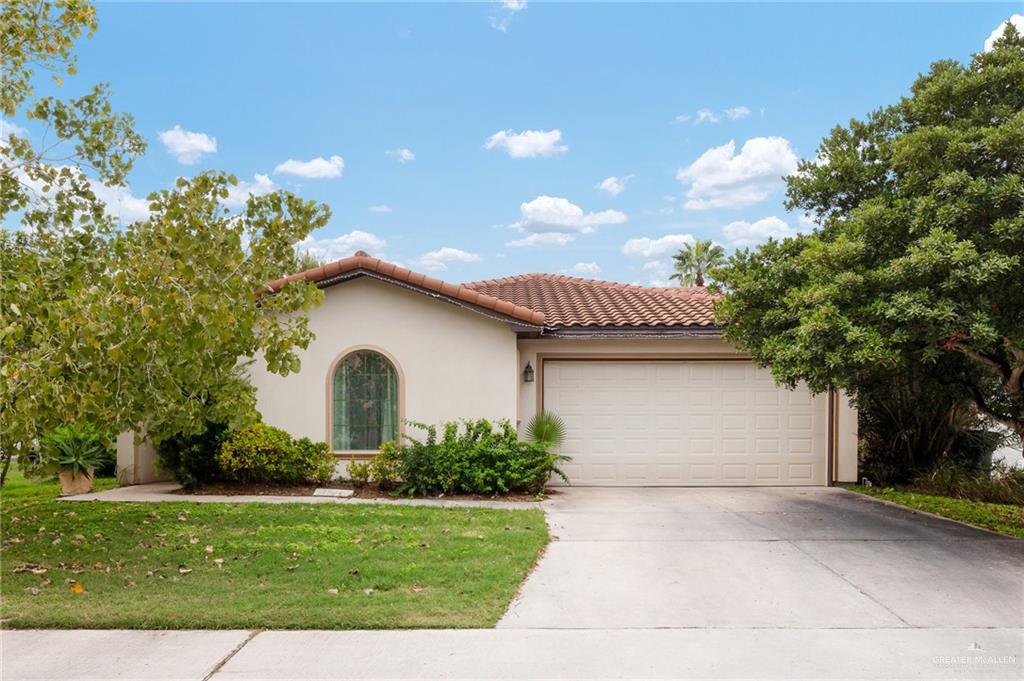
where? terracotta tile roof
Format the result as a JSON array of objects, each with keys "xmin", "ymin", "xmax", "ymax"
[
  {"xmin": 462, "ymin": 273, "xmax": 718, "ymax": 328},
  {"xmin": 268, "ymin": 251, "xmax": 546, "ymax": 326}
]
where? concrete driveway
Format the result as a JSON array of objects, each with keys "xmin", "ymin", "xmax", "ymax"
[
  {"xmin": 501, "ymin": 487, "xmax": 1024, "ymax": 629},
  {"xmin": 4, "ymin": 487, "xmax": 1022, "ymax": 680}
]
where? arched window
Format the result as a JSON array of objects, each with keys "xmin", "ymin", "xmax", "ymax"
[{"xmin": 331, "ymin": 350, "xmax": 399, "ymax": 451}]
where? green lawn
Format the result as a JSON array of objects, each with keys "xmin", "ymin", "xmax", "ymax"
[
  {"xmin": 844, "ymin": 484, "xmax": 1024, "ymax": 539},
  {"xmin": 0, "ymin": 469, "xmax": 549, "ymax": 629}
]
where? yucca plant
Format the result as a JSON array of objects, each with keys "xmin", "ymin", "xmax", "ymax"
[
  {"xmin": 40, "ymin": 424, "xmax": 111, "ymax": 480},
  {"xmin": 525, "ymin": 411, "xmax": 567, "ymax": 450}
]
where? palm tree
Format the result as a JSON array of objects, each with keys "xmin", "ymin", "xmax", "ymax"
[{"xmin": 668, "ymin": 239, "xmax": 726, "ymax": 287}]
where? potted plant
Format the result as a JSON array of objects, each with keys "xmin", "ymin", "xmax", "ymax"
[{"xmin": 40, "ymin": 425, "xmax": 112, "ymax": 495}]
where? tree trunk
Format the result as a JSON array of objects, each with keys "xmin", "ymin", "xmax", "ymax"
[{"xmin": 0, "ymin": 453, "xmax": 12, "ymax": 487}]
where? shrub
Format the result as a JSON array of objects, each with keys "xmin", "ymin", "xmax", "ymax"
[
  {"xmin": 39, "ymin": 424, "xmax": 113, "ymax": 480},
  {"xmin": 857, "ymin": 371, "xmax": 1005, "ymax": 485},
  {"xmin": 218, "ymin": 424, "xmax": 334, "ymax": 485},
  {"xmin": 346, "ymin": 441, "xmax": 401, "ymax": 488},
  {"xmin": 358, "ymin": 419, "xmax": 569, "ymax": 496},
  {"xmin": 156, "ymin": 420, "xmax": 229, "ymax": 490},
  {"xmin": 912, "ymin": 460, "xmax": 1024, "ymax": 505}
]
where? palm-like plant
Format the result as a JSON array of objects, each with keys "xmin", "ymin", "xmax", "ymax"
[
  {"xmin": 525, "ymin": 411, "xmax": 566, "ymax": 450},
  {"xmin": 669, "ymin": 239, "xmax": 726, "ymax": 287}
]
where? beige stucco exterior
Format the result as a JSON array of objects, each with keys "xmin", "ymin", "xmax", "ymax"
[
  {"xmin": 119, "ymin": 275, "xmax": 859, "ymax": 485},
  {"xmin": 248, "ymin": 277, "xmax": 519, "ymax": 451}
]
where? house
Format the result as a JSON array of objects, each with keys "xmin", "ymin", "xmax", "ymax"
[{"xmin": 118, "ymin": 250, "xmax": 857, "ymax": 486}]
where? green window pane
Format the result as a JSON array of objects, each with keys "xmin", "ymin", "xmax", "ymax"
[{"xmin": 332, "ymin": 351, "xmax": 398, "ymax": 450}]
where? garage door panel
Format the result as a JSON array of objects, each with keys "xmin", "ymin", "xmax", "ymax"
[{"xmin": 544, "ymin": 360, "xmax": 827, "ymax": 486}]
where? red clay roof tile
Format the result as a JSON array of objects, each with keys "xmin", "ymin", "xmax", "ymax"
[
  {"xmin": 462, "ymin": 273, "xmax": 717, "ymax": 328},
  {"xmin": 269, "ymin": 254, "xmax": 717, "ymax": 329}
]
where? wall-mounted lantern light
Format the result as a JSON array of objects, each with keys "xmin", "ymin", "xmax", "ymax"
[{"xmin": 523, "ymin": 361, "xmax": 535, "ymax": 383}]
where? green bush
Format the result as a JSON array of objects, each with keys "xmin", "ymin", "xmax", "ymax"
[
  {"xmin": 346, "ymin": 441, "xmax": 401, "ymax": 488},
  {"xmin": 39, "ymin": 424, "xmax": 113, "ymax": 479},
  {"xmin": 218, "ymin": 424, "xmax": 335, "ymax": 485},
  {"xmin": 357, "ymin": 419, "xmax": 568, "ymax": 496},
  {"xmin": 156, "ymin": 420, "xmax": 229, "ymax": 490},
  {"xmin": 912, "ymin": 460, "xmax": 1024, "ymax": 505}
]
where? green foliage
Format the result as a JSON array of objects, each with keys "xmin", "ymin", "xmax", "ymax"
[
  {"xmin": 358, "ymin": 420, "xmax": 569, "ymax": 496},
  {"xmin": 912, "ymin": 460, "xmax": 1024, "ymax": 506},
  {"xmin": 525, "ymin": 411, "xmax": 566, "ymax": 450},
  {"xmin": 218, "ymin": 424, "xmax": 335, "ymax": 485},
  {"xmin": 857, "ymin": 369, "xmax": 1006, "ymax": 484},
  {"xmin": 155, "ymin": 420, "xmax": 231, "ymax": 490},
  {"xmin": 714, "ymin": 25, "xmax": 1024, "ymax": 440},
  {"xmin": 38, "ymin": 424, "xmax": 112, "ymax": 480},
  {"xmin": 0, "ymin": 2, "xmax": 332, "ymax": 482},
  {"xmin": 846, "ymin": 484, "xmax": 1024, "ymax": 539},
  {"xmin": 669, "ymin": 239, "xmax": 726, "ymax": 287}
]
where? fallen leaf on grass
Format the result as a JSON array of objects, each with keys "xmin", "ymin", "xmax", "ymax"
[
  {"xmin": 204, "ymin": 545, "xmax": 214, "ymax": 553},
  {"xmin": 411, "ymin": 586, "xmax": 424, "ymax": 593},
  {"xmin": 69, "ymin": 582, "xmax": 85, "ymax": 594},
  {"xmin": 327, "ymin": 588, "xmax": 339, "ymax": 595},
  {"xmin": 26, "ymin": 588, "xmax": 40, "ymax": 596},
  {"xmin": 363, "ymin": 588, "xmax": 375, "ymax": 596},
  {"xmin": 178, "ymin": 567, "xmax": 192, "ymax": 575},
  {"xmin": 212, "ymin": 559, "xmax": 224, "ymax": 568},
  {"xmin": 13, "ymin": 563, "xmax": 47, "ymax": 575}
]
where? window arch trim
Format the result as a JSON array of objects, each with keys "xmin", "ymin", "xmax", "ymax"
[{"xmin": 326, "ymin": 345, "xmax": 405, "ymax": 454}]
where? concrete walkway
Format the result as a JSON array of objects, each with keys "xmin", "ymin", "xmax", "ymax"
[
  {"xmin": 60, "ymin": 481, "xmax": 543, "ymax": 510},
  {"xmin": 4, "ymin": 487, "xmax": 1022, "ymax": 680}
]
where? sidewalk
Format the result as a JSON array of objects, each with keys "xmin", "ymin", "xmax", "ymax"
[
  {"xmin": 60, "ymin": 482, "xmax": 543, "ymax": 510},
  {"xmin": 3, "ymin": 627, "xmax": 1022, "ymax": 680}
]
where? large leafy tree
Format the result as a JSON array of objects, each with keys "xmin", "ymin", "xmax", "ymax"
[
  {"xmin": 669, "ymin": 239, "xmax": 726, "ymax": 286},
  {"xmin": 714, "ymin": 24, "xmax": 1024, "ymax": 442},
  {"xmin": 1, "ymin": 1, "xmax": 328, "ymax": 483}
]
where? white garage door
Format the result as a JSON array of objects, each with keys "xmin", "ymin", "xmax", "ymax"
[{"xmin": 544, "ymin": 361, "xmax": 829, "ymax": 486}]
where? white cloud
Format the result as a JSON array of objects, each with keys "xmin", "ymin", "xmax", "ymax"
[
  {"xmin": 723, "ymin": 216, "xmax": 796, "ymax": 247},
  {"xmin": 724, "ymin": 106, "xmax": 751, "ymax": 120},
  {"xmin": 621, "ymin": 233, "xmax": 695, "ymax": 259},
  {"xmin": 484, "ymin": 129, "xmax": 568, "ymax": 158},
  {"xmin": 985, "ymin": 14, "xmax": 1024, "ymax": 51},
  {"xmin": 695, "ymin": 109, "xmax": 719, "ymax": 124},
  {"xmin": 674, "ymin": 106, "xmax": 751, "ymax": 125},
  {"xmin": 368, "ymin": 204, "xmax": 393, "ymax": 213},
  {"xmin": 490, "ymin": 0, "xmax": 527, "ymax": 31},
  {"xmin": 596, "ymin": 174, "xmax": 633, "ymax": 196},
  {"xmin": 90, "ymin": 182, "xmax": 151, "ymax": 223},
  {"xmin": 506, "ymin": 232, "xmax": 574, "ymax": 248},
  {"xmin": 514, "ymin": 195, "xmax": 627, "ymax": 234},
  {"xmin": 158, "ymin": 125, "xmax": 217, "ymax": 165},
  {"xmin": 224, "ymin": 173, "xmax": 278, "ymax": 209},
  {"xmin": 569, "ymin": 262, "xmax": 601, "ymax": 276},
  {"xmin": 0, "ymin": 119, "xmax": 27, "ymax": 141},
  {"xmin": 274, "ymin": 155, "xmax": 344, "ymax": 179},
  {"xmin": 386, "ymin": 148, "xmax": 415, "ymax": 163},
  {"xmin": 297, "ymin": 230, "xmax": 386, "ymax": 262},
  {"xmin": 797, "ymin": 213, "xmax": 818, "ymax": 231},
  {"xmin": 641, "ymin": 259, "xmax": 674, "ymax": 287},
  {"xmin": 416, "ymin": 247, "xmax": 481, "ymax": 271},
  {"xmin": 676, "ymin": 136, "xmax": 798, "ymax": 210}
]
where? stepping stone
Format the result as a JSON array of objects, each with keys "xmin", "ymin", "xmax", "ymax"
[{"xmin": 313, "ymin": 488, "xmax": 353, "ymax": 498}]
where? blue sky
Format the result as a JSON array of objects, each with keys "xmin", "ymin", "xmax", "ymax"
[{"xmin": 13, "ymin": 2, "xmax": 1024, "ymax": 284}]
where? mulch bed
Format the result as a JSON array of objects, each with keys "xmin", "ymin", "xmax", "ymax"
[{"xmin": 174, "ymin": 481, "xmax": 553, "ymax": 503}]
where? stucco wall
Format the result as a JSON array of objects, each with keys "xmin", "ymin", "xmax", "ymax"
[
  {"xmin": 249, "ymin": 277, "xmax": 520, "ymax": 450},
  {"xmin": 516, "ymin": 337, "xmax": 858, "ymax": 483}
]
